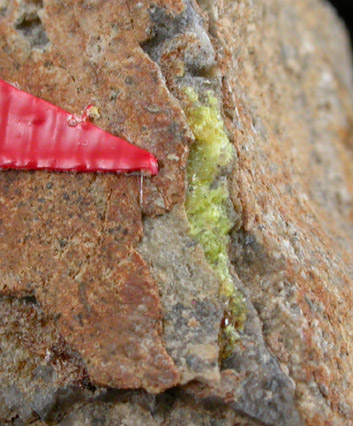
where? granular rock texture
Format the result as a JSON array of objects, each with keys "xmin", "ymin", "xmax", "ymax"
[
  {"xmin": 1, "ymin": 0, "xmax": 353, "ymax": 425},
  {"xmin": 0, "ymin": 171, "xmax": 179, "ymax": 394},
  {"xmin": 138, "ymin": 205, "xmax": 223, "ymax": 386}
]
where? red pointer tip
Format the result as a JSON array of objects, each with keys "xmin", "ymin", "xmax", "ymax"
[{"xmin": 0, "ymin": 79, "xmax": 158, "ymax": 176}]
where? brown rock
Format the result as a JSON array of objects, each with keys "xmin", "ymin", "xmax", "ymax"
[
  {"xmin": 0, "ymin": 170, "xmax": 179, "ymax": 393},
  {"xmin": 0, "ymin": 0, "xmax": 184, "ymax": 393},
  {"xmin": 1, "ymin": 0, "xmax": 353, "ymax": 425},
  {"xmin": 215, "ymin": 1, "xmax": 353, "ymax": 424}
]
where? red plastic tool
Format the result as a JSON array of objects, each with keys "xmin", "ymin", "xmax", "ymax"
[{"xmin": 0, "ymin": 79, "xmax": 158, "ymax": 175}]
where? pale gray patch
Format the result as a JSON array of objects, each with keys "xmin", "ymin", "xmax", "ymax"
[{"xmin": 137, "ymin": 205, "xmax": 223, "ymax": 385}]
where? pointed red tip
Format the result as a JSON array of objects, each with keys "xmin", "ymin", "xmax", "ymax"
[
  {"xmin": 149, "ymin": 155, "xmax": 159, "ymax": 175},
  {"xmin": 0, "ymin": 78, "xmax": 160, "ymax": 177}
]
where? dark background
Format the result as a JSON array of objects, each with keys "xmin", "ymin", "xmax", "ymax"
[{"xmin": 328, "ymin": 0, "xmax": 353, "ymax": 47}]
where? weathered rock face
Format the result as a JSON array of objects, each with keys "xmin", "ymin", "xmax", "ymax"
[{"xmin": 1, "ymin": 0, "xmax": 353, "ymax": 425}]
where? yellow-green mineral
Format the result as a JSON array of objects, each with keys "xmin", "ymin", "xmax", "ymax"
[{"xmin": 184, "ymin": 87, "xmax": 247, "ymax": 360}]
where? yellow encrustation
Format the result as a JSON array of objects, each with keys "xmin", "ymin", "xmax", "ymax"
[{"xmin": 184, "ymin": 87, "xmax": 247, "ymax": 360}]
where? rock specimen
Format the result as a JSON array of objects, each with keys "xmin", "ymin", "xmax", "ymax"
[{"xmin": 1, "ymin": 0, "xmax": 353, "ymax": 425}]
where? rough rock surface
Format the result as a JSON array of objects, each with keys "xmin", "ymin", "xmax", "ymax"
[
  {"xmin": 138, "ymin": 205, "xmax": 223, "ymax": 385},
  {"xmin": 0, "ymin": 0, "xmax": 353, "ymax": 425}
]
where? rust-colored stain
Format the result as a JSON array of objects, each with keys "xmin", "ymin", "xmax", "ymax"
[
  {"xmin": 216, "ymin": 2, "xmax": 353, "ymax": 424},
  {"xmin": 0, "ymin": 172, "xmax": 179, "ymax": 392},
  {"xmin": 0, "ymin": 0, "xmax": 186, "ymax": 392}
]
